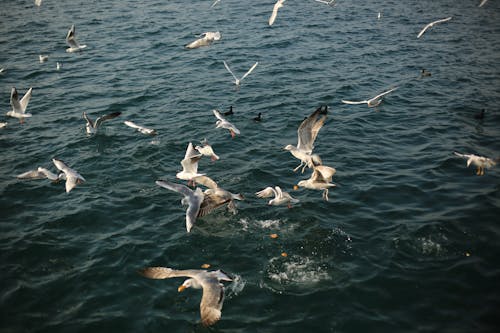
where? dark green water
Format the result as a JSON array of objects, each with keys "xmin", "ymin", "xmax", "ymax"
[{"xmin": 1, "ymin": 0, "xmax": 500, "ymax": 332}]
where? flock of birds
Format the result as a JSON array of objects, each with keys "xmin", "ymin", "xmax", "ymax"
[{"xmin": 0, "ymin": 0, "xmax": 497, "ymax": 328}]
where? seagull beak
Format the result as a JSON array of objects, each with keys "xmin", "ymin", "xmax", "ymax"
[{"xmin": 178, "ymin": 285, "xmax": 186, "ymax": 292}]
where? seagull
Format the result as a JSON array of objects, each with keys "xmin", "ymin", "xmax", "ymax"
[
  {"xmin": 213, "ymin": 109, "xmax": 240, "ymax": 138},
  {"xmin": 195, "ymin": 139, "xmax": 219, "ymax": 161},
  {"xmin": 479, "ymin": 0, "xmax": 488, "ymax": 7},
  {"xmin": 211, "ymin": 0, "xmax": 221, "ymax": 8},
  {"xmin": 256, "ymin": 186, "xmax": 299, "ymax": 208},
  {"xmin": 200, "ymin": 187, "xmax": 244, "ymax": 216},
  {"xmin": 378, "ymin": 12, "xmax": 381, "ymax": 19},
  {"xmin": 34, "ymin": 0, "xmax": 42, "ymax": 6},
  {"xmin": 66, "ymin": 25, "xmax": 87, "ymax": 52},
  {"xmin": 417, "ymin": 17, "xmax": 452, "ymax": 39},
  {"xmin": 156, "ymin": 180, "xmax": 204, "ymax": 232},
  {"xmin": 342, "ymin": 87, "xmax": 398, "ymax": 108},
  {"xmin": 0, "ymin": 122, "xmax": 7, "ymax": 128},
  {"xmin": 284, "ymin": 105, "xmax": 327, "ymax": 173},
  {"xmin": 176, "ymin": 142, "xmax": 205, "ymax": 184},
  {"xmin": 83, "ymin": 111, "xmax": 121, "ymax": 134},
  {"xmin": 52, "ymin": 158, "xmax": 85, "ymax": 193},
  {"xmin": 139, "ymin": 266, "xmax": 233, "ymax": 326},
  {"xmin": 295, "ymin": 165, "xmax": 337, "ymax": 201},
  {"xmin": 7, "ymin": 87, "xmax": 33, "ymax": 123},
  {"xmin": 124, "ymin": 120, "xmax": 157, "ymax": 135},
  {"xmin": 17, "ymin": 167, "xmax": 62, "ymax": 182},
  {"xmin": 185, "ymin": 31, "xmax": 221, "ymax": 49},
  {"xmin": 223, "ymin": 61, "xmax": 258, "ymax": 87},
  {"xmin": 56, "ymin": 62, "xmax": 62, "ymax": 70},
  {"xmin": 39, "ymin": 55, "xmax": 48, "ymax": 63},
  {"xmin": 269, "ymin": 0, "xmax": 286, "ymax": 26},
  {"xmin": 0, "ymin": 68, "xmax": 4, "ymax": 74},
  {"xmin": 453, "ymin": 152, "xmax": 498, "ymax": 176},
  {"xmin": 315, "ymin": 0, "xmax": 336, "ymax": 6}
]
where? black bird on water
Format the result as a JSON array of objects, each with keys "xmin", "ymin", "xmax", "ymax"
[
  {"xmin": 474, "ymin": 109, "xmax": 485, "ymax": 120},
  {"xmin": 253, "ymin": 113, "xmax": 262, "ymax": 122},
  {"xmin": 223, "ymin": 106, "xmax": 234, "ymax": 116}
]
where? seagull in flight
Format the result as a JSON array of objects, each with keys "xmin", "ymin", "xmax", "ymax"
[
  {"xmin": 66, "ymin": 25, "xmax": 87, "ymax": 52},
  {"xmin": 223, "ymin": 61, "xmax": 258, "ymax": 87},
  {"xmin": 417, "ymin": 17, "xmax": 452, "ymax": 39},
  {"xmin": 284, "ymin": 105, "xmax": 327, "ymax": 173},
  {"xmin": 269, "ymin": 0, "xmax": 286, "ymax": 26},
  {"xmin": 83, "ymin": 111, "xmax": 121, "ymax": 134},
  {"xmin": 453, "ymin": 152, "xmax": 498, "ymax": 176},
  {"xmin": 296, "ymin": 165, "xmax": 336, "ymax": 201},
  {"xmin": 342, "ymin": 87, "xmax": 398, "ymax": 108},
  {"xmin": 213, "ymin": 109, "xmax": 240, "ymax": 138},
  {"xmin": 185, "ymin": 31, "xmax": 221, "ymax": 49},
  {"xmin": 139, "ymin": 266, "xmax": 233, "ymax": 326},
  {"xmin": 52, "ymin": 158, "xmax": 86, "ymax": 193},
  {"xmin": 7, "ymin": 87, "xmax": 33, "ymax": 123},
  {"xmin": 256, "ymin": 186, "xmax": 299, "ymax": 208},
  {"xmin": 124, "ymin": 120, "xmax": 157, "ymax": 135}
]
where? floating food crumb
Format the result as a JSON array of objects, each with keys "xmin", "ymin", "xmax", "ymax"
[
  {"xmin": 201, "ymin": 263, "xmax": 211, "ymax": 269},
  {"xmin": 281, "ymin": 252, "xmax": 288, "ymax": 257},
  {"xmin": 293, "ymin": 185, "xmax": 299, "ymax": 190},
  {"xmin": 270, "ymin": 233, "xmax": 278, "ymax": 239},
  {"xmin": 465, "ymin": 252, "xmax": 470, "ymax": 257}
]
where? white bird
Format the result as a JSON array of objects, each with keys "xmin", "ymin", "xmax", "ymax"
[
  {"xmin": 176, "ymin": 142, "xmax": 206, "ymax": 184},
  {"xmin": 83, "ymin": 111, "xmax": 121, "ymax": 134},
  {"xmin": 185, "ymin": 31, "xmax": 221, "ymax": 49},
  {"xmin": 211, "ymin": 0, "xmax": 221, "ymax": 8},
  {"xmin": 139, "ymin": 266, "xmax": 233, "ymax": 326},
  {"xmin": 56, "ymin": 62, "xmax": 62, "ymax": 70},
  {"xmin": 124, "ymin": 120, "xmax": 157, "ymax": 135},
  {"xmin": 223, "ymin": 60, "xmax": 258, "ymax": 87},
  {"xmin": 0, "ymin": 122, "xmax": 7, "ymax": 128},
  {"xmin": 156, "ymin": 180, "xmax": 204, "ymax": 232},
  {"xmin": 213, "ymin": 109, "xmax": 240, "ymax": 138},
  {"xmin": 269, "ymin": 0, "xmax": 286, "ymax": 26},
  {"xmin": 52, "ymin": 158, "xmax": 86, "ymax": 193},
  {"xmin": 479, "ymin": 0, "xmax": 488, "ymax": 7},
  {"xmin": 256, "ymin": 186, "xmax": 299, "ymax": 208},
  {"xmin": 296, "ymin": 165, "xmax": 337, "ymax": 201},
  {"xmin": 417, "ymin": 17, "xmax": 452, "ymax": 39},
  {"xmin": 195, "ymin": 139, "xmax": 219, "ymax": 161},
  {"xmin": 0, "ymin": 68, "xmax": 4, "ymax": 74},
  {"xmin": 341, "ymin": 87, "xmax": 398, "ymax": 108},
  {"xmin": 284, "ymin": 105, "xmax": 327, "ymax": 173},
  {"xmin": 378, "ymin": 12, "xmax": 381, "ymax": 20},
  {"xmin": 34, "ymin": 0, "xmax": 42, "ymax": 6},
  {"xmin": 453, "ymin": 152, "xmax": 498, "ymax": 176},
  {"xmin": 66, "ymin": 25, "xmax": 87, "ymax": 52},
  {"xmin": 7, "ymin": 87, "xmax": 33, "ymax": 123},
  {"xmin": 39, "ymin": 55, "xmax": 48, "ymax": 63},
  {"xmin": 17, "ymin": 167, "xmax": 62, "ymax": 182},
  {"xmin": 315, "ymin": 0, "xmax": 336, "ymax": 6}
]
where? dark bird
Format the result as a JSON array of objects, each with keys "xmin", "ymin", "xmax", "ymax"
[
  {"xmin": 223, "ymin": 106, "xmax": 234, "ymax": 116},
  {"xmin": 421, "ymin": 69, "xmax": 431, "ymax": 77},
  {"xmin": 474, "ymin": 109, "xmax": 485, "ymax": 120},
  {"xmin": 253, "ymin": 113, "xmax": 262, "ymax": 121}
]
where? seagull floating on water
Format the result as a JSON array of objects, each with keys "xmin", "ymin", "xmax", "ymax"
[
  {"xmin": 195, "ymin": 139, "xmax": 219, "ymax": 161},
  {"xmin": 139, "ymin": 266, "xmax": 233, "ymax": 326},
  {"xmin": 269, "ymin": 0, "xmax": 286, "ymax": 26},
  {"xmin": 0, "ymin": 122, "xmax": 7, "ymax": 128},
  {"xmin": 223, "ymin": 61, "xmax": 258, "ymax": 87},
  {"xmin": 66, "ymin": 25, "xmax": 87, "ymax": 52},
  {"xmin": 213, "ymin": 109, "xmax": 240, "ymax": 138},
  {"xmin": 39, "ymin": 55, "xmax": 48, "ymax": 63},
  {"xmin": 342, "ymin": 87, "xmax": 398, "ymax": 108},
  {"xmin": 185, "ymin": 31, "xmax": 221, "ymax": 49},
  {"xmin": 7, "ymin": 87, "xmax": 33, "ymax": 123},
  {"xmin": 156, "ymin": 180, "xmax": 204, "ymax": 232},
  {"xmin": 453, "ymin": 152, "xmax": 498, "ymax": 176},
  {"xmin": 52, "ymin": 158, "xmax": 86, "ymax": 193},
  {"xmin": 83, "ymin": 111, "xmax": 121, "ymax": 134},
  {"xmin": 295, "ymin": 165, "xmax": 336, "ymax": 201},
  {"xmin": 124, "ymin": 120, "xmax": 157, "ymax": 135},
  {"xmin": 417, "ymin": 17, "xmax": 452, "ymax": 39},
  {"xmin": 256, "ymin": 186, "xmax": 299, "ymax": 208},
  {"xmin": 284, "ymin": 105, "xmax": 327, "ymax": 173}
]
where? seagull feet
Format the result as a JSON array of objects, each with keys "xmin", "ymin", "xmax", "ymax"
[
  {"xmin": 287, "ymin": 203, "xmax": 292, "ymax": 209},
  {"xmin": 230, "ymin": 130, "xmax": 235, "ymax": 139},
  {"xmin": 293, "ymin": 163, "xmax": 303, "ymax": 173},
  {"xmin": 322, "ymin": 189, "xmax": 329, "ymax": 201},
  {"xmin": 211, "ymin": 156, "xmax": 217, "ymax": 162}
]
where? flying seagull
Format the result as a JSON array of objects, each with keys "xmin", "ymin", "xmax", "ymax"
[
  {"xmin": 139, "ymin": 266, "xmax": 233, "ymax": 326},
  {"xmin": 213, "ymin": 109, "xmax": 240, "ymax": 138},
  {"xmin": 52, "ymin": 158, "xmax": 86, "ymax": 193},
  {"xmin": 156, "ymin": 180, "xmax": 204, "ymax": 232},
  {"xmin": 296, "ymin": 165, "xmax": 336, "ymax": 201},
  {"xmin": 223, "ymin": 60, "xmax": 258, "ymax": 87},
  {"xmin": 66, "ymin": 25, "xmax": 87, "ymax": 52},
  {"xmin": 83, "ymin": 111, "xmax": 121, "ymax": 134},
  {"xmin": 124, "ymin": 120, "xmax": 157, "ymax": 135},
  {"xmin": 453, "ymin": 152, "xmax": 498, "ymax": 176},
  {"xmin": 195, "ymin": 139, "xmax": 219, "ymax": 161},
  {"xmin": 269, "ymin": 0, "xmax": 286, "ymax": 26},
  {"xmin": 7, "ymin": 87, "xmax": 33, "ymax": 123},
  {"xmin": 342, "ymin": 87, "xmax": 398, "ymax": 108},
  {"xmin": 185, "ymin": 31, "xmax": 221, "ymax": 49},
  {"xmin": 417, "ymin": 17, "xmax": 452, "ymax": 39},
  {"xmin": 256, "ymin": 186, "xmax": 299, "ymax": 208},
  {"xmin": 284, "ymin": 105, "xmax": 327, "ymax": 173}
]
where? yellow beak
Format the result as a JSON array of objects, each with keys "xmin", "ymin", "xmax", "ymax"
[{"xmin": 178, "ymin": 285, "xmax": 186, "ymax": 292}]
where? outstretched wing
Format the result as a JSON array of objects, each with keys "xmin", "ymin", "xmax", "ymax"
[
  {"xmin": 341, "ymin": 99, "xmax": 367, "ymax": 105},
  {"xmin": 297, "ymin": 106, "xmax": 327, "ymax": 153},
  {"xmin": 371, "ymin": 87, "xmax": 398, "ymax": 100},
  {"xmin": 19, "ymin": 87, "xmax": 33, "ymax": 113},
  {"xmin": 82, "ymin": 112, "xmax": 94, "ymax": 128},
  {"xmin": 95, "ymin": 112, "xmax": 121, "ymax": 128},
  {"xmin": 255, "ymin": 186, "xmax": 277, "ymax": 198},
  {"xmin": 241, "ymin": 62, "xmax": 258, "ymax": 81},
  {"xmin": 223, "ymin": 61, "xmax": 239, "ymax": 82}
]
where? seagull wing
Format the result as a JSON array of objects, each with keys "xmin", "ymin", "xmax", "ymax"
[
  {"xmin": 240, "ymin": 62, "xmax": 258, "ymax": 81},
  {"xmin": 95, "ymin": 112, "xmax": 121, "ymax": 128},
  {"xmin": 181, "ymin": 142, "xmax": 202, "ymax": 174},
  {"xmin": 17, "ymin": 169, "xmax": 47, "ymax": 180},
  {"xmin": 198, "ymin": 192, "xmax": 231, "ymax": 218},
  {"xmin": 255, "ymin": 186, "xmax": 277, "ymax": 198},
  {"xmin": 453, "ymin": 152, "xmax": 473, "ymax": 159},
  {"xmin": 124, "ymin": 120, "xmax": 141, "ymax": 129},
  {"xmin": 223, "ymin": 61, "xmax": 239, "ymax": 82},
  {"xmin": 341, "ymin": 99, "xmax": 368, "ymax": 105},
  {"xmin": 199, "ymin": 276, "xmax": 226, "ymax": 326},
  {"xmin": 313, "ymin": 165, "xmax": 336, "ymax": 182},
  {"xmin": 274, "ymin": 186, "xmax": 284, "ymax": 199},
  {"xmin": 269, "ymin": 0, "xmax": 283, "ymax": 26},
  {"xmin": 417, "ymin": 22, "xmax": 433, "ymax": 38},
  {"xmin": 66, "ymin": 25, "xmax": 80, "ymax": 48},
  {"xmin": 371, "ymin": 87, "xmax": 398, "ymax": 100},
  {"xmin": 10, "ymin": 87, "xmax": 21, "ymax": 112},
  {"xmin": 19, "ymin": 88, "xmax": 33, "ymax": 113},
  {"xmin": 82, "ymin": 112, "xmax": 94, "ymax": 128},
  {"xmin": 194, "ymin": 175, "xmax": 218, "ymax": 189},
  {"xmin": 213, "ymin": 109, "xmax": 226, "ymax": 122},
  {"xmin": 479, "ymin": 0, "xmax": 488, "ymax": 7},
  {"xmin": 297, "ymin": 107, "xmax": 327, "ymax": 153}
]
